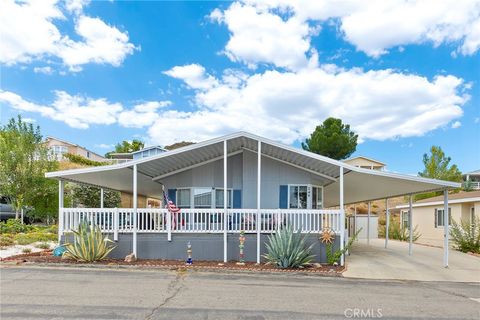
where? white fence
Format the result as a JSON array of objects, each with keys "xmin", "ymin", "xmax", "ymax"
[{"xmin": 59, "ymin": 208, "xmax": 342, "ymax": 238}]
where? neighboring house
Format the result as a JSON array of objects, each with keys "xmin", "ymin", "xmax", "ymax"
[
  {"xmin": 109, "ymin": 146, "xmax": 165, "ymax": 164},
  {"xmin": 463, "ymin": 169, "xmax": 480, "ymax": 190},
  {"xmin": 395, "ymin": 191, "xmax": 480, "ymax": 247},
  {"xmin": 343, "ymin": 156, "xmax": 385, "ymax": 171},
  {"xmin": 46, "ymin": 132, "xmax": 459, "ymax": 265},
  {"xmin": 45, "ymin": 136, "xmax": 107, "ymax": 162}
]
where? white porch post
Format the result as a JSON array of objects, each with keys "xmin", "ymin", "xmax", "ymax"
[
  {"xmin": 408, "ymin": 194, "xmax": 413, "ymax": 256},
  {"xmin": 223, "ymin": 140, "xmax": 228, "ymax": 263},
  {"xmin": 133, "ymin": 164, "xmax": 138, "ymax": 257},
  {"xmin": 354, "ymin": 204, "xmax": 357, "ymax": 234},
  {"xmin": 256, "ymin": 140, "xmax": 262, "ymax": 264},
  {"xmin": 443, "ymin": 189, "xmax": 449, "ymax": 267},
  {"xmin": 58, "ymin": 180, "xmax": 64, "ymax": 243},
  {"xmin": 367, "ymin": 201, "xmax": 371, "ymax": 245},
  {"xmin": 339, "ymin": 166, "xmax": 345, "ymax": 266},
  {"xmin": 100, "ymin": 188, "xmax": 104, "ymax": 208},
  {"xmin": 385, "ymin": 198, "xmax": 389, "ymax": 249}
]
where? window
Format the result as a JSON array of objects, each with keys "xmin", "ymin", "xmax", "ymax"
[
  {"xmin": 311, "ymin": 186, "xmax": 323, "ymax": 209},
  {"xmin": 193, "ymin": 188, "xmax": 212, "ymax": 208},
  {"xmin": 215, "ymin": 189, "xmax": 232, "ymax": 208},
  {"xmin": 176, "ymin": 189, "xmax": 191, "ymax": 208},
  {"xmin": 471, "ymin": 207, "xmax": 476, "ymax": 225},
  {"xmin": 86, "ymin": 151, "xmax": 91, "ymax": 158},
  {"xmin": 435, "ymin": 208, "xmax": 451, "ymax": 228},
  {"xmin": 401, "ymin": 210, "xmax": 410, "ymax": 229},
  {"xmin": 289, "ymin": 185, "xmax": 307, "ymax": 209},
  {"xmin": 287, "ymin": 185, "xmax": 322, "ymax": 209}
]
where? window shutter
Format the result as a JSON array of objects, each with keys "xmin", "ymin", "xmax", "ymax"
[
  {"xmin": 167, "ymin": 189, "xmax": 176, "ymax": 204},
  {"xmin": 448, "ymin": 208, "xmax": 452, "ymax": 225},
  {"xmin": 233, "ymin": 190, "xmax": 242, "ymax": 209},
  {"xmin": 279, "ymin": 185, "xmax": 288, "ymax": 209},
  {"xmin": 434, "ymin": 209, "xmax": 438, "ymax": 228}
]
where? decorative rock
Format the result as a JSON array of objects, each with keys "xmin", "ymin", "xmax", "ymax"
[
  {"xmin": 333, "ymin": 262, "xmax": 339, "ymax": 267},
  {"xmin": 236, "ymin": 262, "xmax": 245, "ymax": 266},
  {"xmin": 313, "ymin": 263, "xmax": 322, "ymax": 268},
  {"xmin": 217, "ymin": 263, "xmax": 224, "ymax": 266},
  {"xmin": 125, "ymin": 253, "xmax": 136, "ymax": 262}
]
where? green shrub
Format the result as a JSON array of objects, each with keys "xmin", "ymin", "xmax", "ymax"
[
  {"xmin": 0, "ymin": 234, "xmax": 14, "ymax": 248},
  {"xmin": 63, "ymin": 221, "xmax": 116, "ymax": 262},
  {"xmin": 326, "ymin": 228, "xmax": 361, "ymax": 265},
  {"xmin": 22, "ymin": 247, "xmax": 32, "ymax": 254},
  {"xmin": 0, "ymin": 219, "xmax": 33, "ymax": 234},
  {"xmin": 63, "ymin": 153, "xmax": 109, "ymax": 167},
  {"xmin": 450, "ymin": 217, "xmax": 480, "ymax": 253},
  {"xmin": 263, "ymin": 225, "xmax": 315, "ymax": 269},
  {"xmin": 15, "ymin": 231, "xmax": 57, "ymax": 245},
  {"xmin": 35, "ymin": 242, "xmax": 51, "ymax": 250},
  {"xmin": 379, "ymin": 219, "xmax": 421, "ymax": 242}
]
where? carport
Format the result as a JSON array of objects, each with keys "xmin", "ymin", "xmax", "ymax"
[{"xmin": 46, "ymin": 132, "xmax": 460, "ymax": 266}]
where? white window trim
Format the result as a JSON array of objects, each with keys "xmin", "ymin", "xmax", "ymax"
[
  {"xmin": 287, "ymin": 184, "xmax": 324, "ymax": 209},
  {"xmin": 176, "ymin": 187, "xmax": 233, "ymax": 209},
  {"xmin": 435, "ymin": 207, "xmax": 451, "ymax": 228},
  {"xmin": 400, "ymin": 209, "xmax": 410, "ymax": 229}
]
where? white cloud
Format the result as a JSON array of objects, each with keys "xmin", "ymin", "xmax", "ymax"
[
  {"xmin": 118, "ymin": 101, "xmax": 171, "ymax": 128},
  {"xmin": 0, "ymin": 90, "xmax": 171, "ymax": 130},
  {"xmin": 0, "ymin": 0, "xmax": 136, "ymax": 70},
  {"xmin": 163, "ymin": 64, "xmax": 218, "ymax": 90},
  {"xmin": 33, "ymin": 66, "xmax": 54, "ymax": 75},
  {"xmin": 94, "ymin": 143, "xmax": 114, "ymax": 149},
  {"xmin": 151, "ymin": 63, "xmax": 468, "ymax": 145},
  {"xmin": 211, "ymin": 0, "xmax": 480, "ymax": 68},
  {"xmin": 451, "ymin": 121, "xmax": 462, "ymax": 128},
  {"xmin": 210, "ymin": 2, "xmax": 313, "ymax": 70},
  {"xmin": 22, "ymin": 117, "xmax": 37, "ymax": 123}
]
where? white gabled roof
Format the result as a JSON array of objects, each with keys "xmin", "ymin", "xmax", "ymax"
[{"xmin": 46, "ymin": 131, "xmax": 460, "ymax": 205}]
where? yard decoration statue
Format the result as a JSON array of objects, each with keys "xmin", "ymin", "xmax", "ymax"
[
  {"xmin": 237, "ymin": 230, "xmax": 246, "ymax": 265},
  {"xmin": 186, "ymin": 241, "xmax": 192, "ymax": 265},
  {"xmin": 319, "ymin": 228, "xmax": 335, "ymax": 244},
  {"xmin": 52, "ymin": 245, "xmax": 66, "ymax": 257}
]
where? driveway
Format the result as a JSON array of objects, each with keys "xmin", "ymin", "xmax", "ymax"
[
  {"xmin": 344, "ymin": 239, "xmax": 480, "ymax": 282},
  {"xmin": 1, "ymin": 266, "xmax": 479, "ymax": 319}
]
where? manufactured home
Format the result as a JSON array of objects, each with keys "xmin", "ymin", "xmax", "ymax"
[{"xmin": 46, "ymin": 132, "xmax": 460, "ymax": 265}]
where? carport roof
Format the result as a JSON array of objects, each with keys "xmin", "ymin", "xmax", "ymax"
[{"xmin": 45, "ymin": 131, "xmax": 460, "ymax": 206}]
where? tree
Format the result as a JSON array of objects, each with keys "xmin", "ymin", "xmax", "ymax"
[
  {"xmin": 415, "ymin": 146, "xmax": 462, "ymax": 200},
  {"xmin": 418, "ymin": 146, "xmax": 462, "ymax": 182},
  {"xmin": 302, "ymin": 118, "xmax": 358, "ymax": 160},
  {"xmin": 164, "ymin": 141, "xmax": 195, "ymax": 150},
  {"xmin": 71, "ymin": 184, "xmax": 121, "ymax": 208},
  {"xmin": 0, "ymin": 116, "xmax": 58, "ymax": 220},
  {"xmin": 106, "ymin": 139, "xmax": 144, "ymax": 157}
]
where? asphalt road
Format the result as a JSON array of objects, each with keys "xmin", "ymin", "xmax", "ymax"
[{"xmin": 1, "ymin": 266, "xmax": 479, "ymax": 320}]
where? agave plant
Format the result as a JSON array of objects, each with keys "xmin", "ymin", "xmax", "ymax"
[
  {"xmin": 63, "ymin": 221, "xmax": 116, "ymax": 262},
  {"xmin": 263, "ymin": 225, "xmax": 315, "ymax": 269}
]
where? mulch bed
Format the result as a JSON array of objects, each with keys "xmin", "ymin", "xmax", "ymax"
[{"xmin": 1, "ymin": 251, "xmax": 344, "ymax": 275}]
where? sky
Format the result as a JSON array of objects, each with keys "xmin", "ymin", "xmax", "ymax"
[{"xmin": 0, "ymin": 0, "xmax": 479, "ymax": 175}]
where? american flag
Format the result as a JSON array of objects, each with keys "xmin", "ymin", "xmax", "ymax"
[{"xmin": 163, "ymin": 189, "xmax": 181, "ymax": 229}]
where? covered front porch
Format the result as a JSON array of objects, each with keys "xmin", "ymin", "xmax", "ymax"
[{"xmin": 48, "ymin": 132, "xmax": 460, "ymax": 266}]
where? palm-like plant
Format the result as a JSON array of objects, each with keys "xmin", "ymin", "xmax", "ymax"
[
  {"xmin": 63, "ymin": 221, "xmax": 116, "ymax": 262},
  {"xmin": 263, "ymin": 225, "xmax": 315, "ymax": 269}
]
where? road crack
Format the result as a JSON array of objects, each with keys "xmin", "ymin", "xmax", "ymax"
[{"xmin": 144, "ymin": 269, "xmax": 187, "ymax": 319}]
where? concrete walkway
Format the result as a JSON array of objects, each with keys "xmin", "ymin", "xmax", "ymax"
[{"xmin": 344, "ymin": 239, "xmax": 480, "ymax": 282}]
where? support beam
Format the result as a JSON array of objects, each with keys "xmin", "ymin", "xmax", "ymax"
[
  {"xmin": 339, "ymin": 166, "xmax": 345, "ymax": 266},
  {"xmin": 367, "ymin": 201, "xmax": 371, "ymax": 245},
  {"xmin": 444, "ymin": 190, "xmax": 449, "ymax": 268},
  {"xmin": 354, "ymin": 204, "xmax": 357, "ymax": 234},
  {"xmin": 256, "ymin": 140, "xmax": 261, "ymax": 264},
  {"xmin": 133, "ymin": 164, "xmax": 138, "ymax": 257},
  {"xmin": 385, "ymin": 198, "xmax": 389, "ymax": 249},
  {"xmin": 223, "ymin": 140, "xmax": 228, "ymax": 263},
  {"xmin": 409, "ymin": 194, "xmax": 413, "ymax": 256},
  {"xmin": 58, "ymin": 180, "xmax": 65, "ymax": 243},
  {"xmin": 100, "ymin": 188, "xmax": 104, "ymax": 209}
]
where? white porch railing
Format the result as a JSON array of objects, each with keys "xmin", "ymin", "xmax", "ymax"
[{"xmin": 59, "ymin": 208, "xmax": 342, "ymax": 236}]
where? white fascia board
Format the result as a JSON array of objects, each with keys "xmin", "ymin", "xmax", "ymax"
[{"xmin": 396, "ymin": 197, "xmax": 480, "ymax": 209}]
